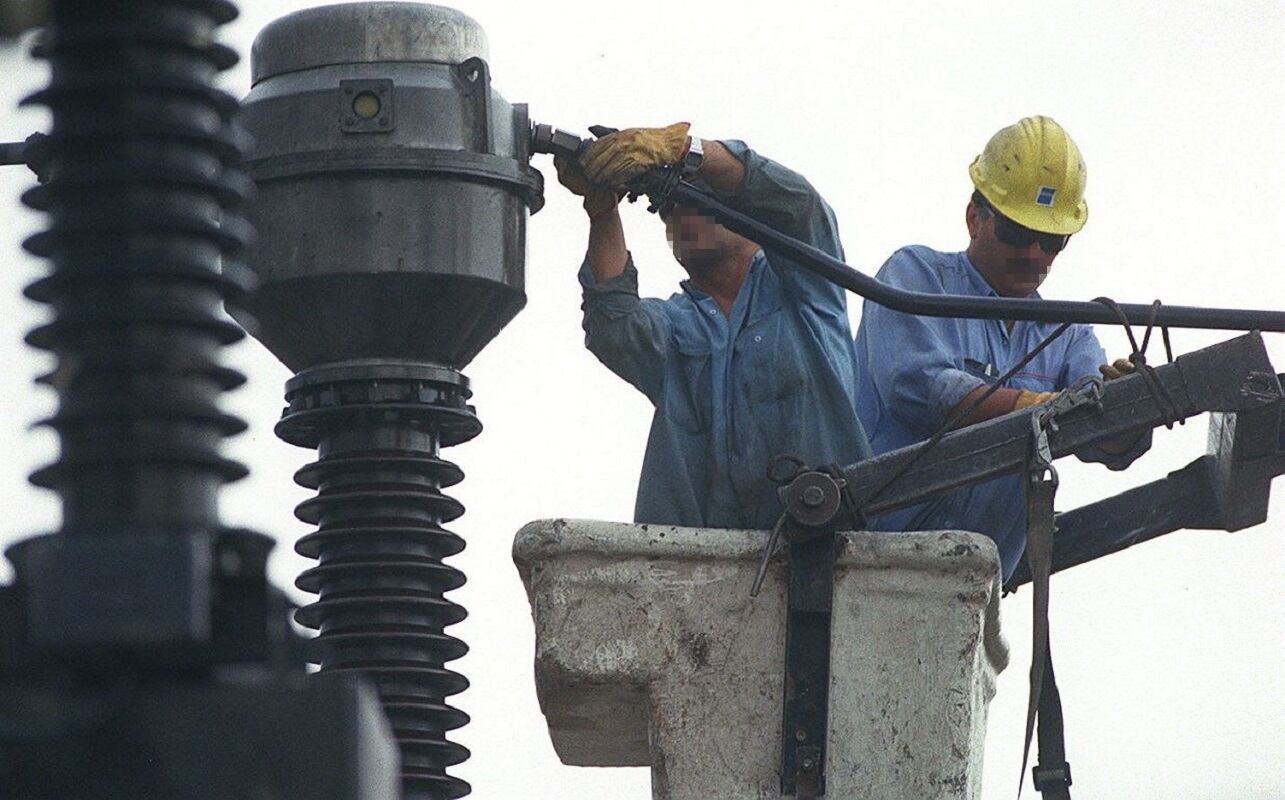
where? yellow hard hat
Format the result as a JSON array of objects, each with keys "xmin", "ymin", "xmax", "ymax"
[{"xmin": 968, "ymin": 116, "xmax": 1088, "ymax": 235}]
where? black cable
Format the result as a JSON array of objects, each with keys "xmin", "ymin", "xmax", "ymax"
[
  {"xmin": 660, "ymin": 179, "xmax": 1285, "ymax": 332},
  {"xmin": 531, "ymin": 128, "xmax": 1285, "ymax": 331},
  {"xmin": 1092, "ymin": 297, "xmax": 1182, "ymax": 428}
]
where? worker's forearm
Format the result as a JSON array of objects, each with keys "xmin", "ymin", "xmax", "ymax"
[
  {"xmin": 587, "ymin": 207, "xmax": 628, "ymax": 283},
  {"xmin": 947, "ymin": 385, "xmax": 1021, "ymax": 428},
  {"xmin": 693, "ymin": 140, "xmax": 746, "ymax": 193}
]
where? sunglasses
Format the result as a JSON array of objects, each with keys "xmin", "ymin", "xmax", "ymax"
[{"xmin": 975, "ymin": 196, "xmax": 1070, "ymax": 255}]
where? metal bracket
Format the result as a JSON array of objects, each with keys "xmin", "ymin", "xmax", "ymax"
[
  {"xmin": 1006, "ymin": 380, "xmax": 1285, "ymax": 588},
  {"xmin": 766, "ymin": 467, "xmax": 857, "ymax": 796},
  {"xmin": 780, "ymin": 529, "xmax": 835, "ymax": 798},
  {"xmin": 456, "ymin": 57, "xmax": 493, "ymax": 154}
]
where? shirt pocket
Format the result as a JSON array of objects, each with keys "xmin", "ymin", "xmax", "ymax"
[
  {"xmin": 965, "ymin": 357, "xmax": 1057, "ymax": 393},
  {"xmin": 962, "ymin": 358, "xmax": 1000, "ymax": 385},
  {"xmin": 1008, "ymin": 368, "xmax": 1059, "ymax": 393},
  {"xmin": 735, "ymin": 309, "xmax": 806, "ymax": 405},
  {"xmin": 664, "ymin": 335, "xmax": 713, "ymax": 434}
]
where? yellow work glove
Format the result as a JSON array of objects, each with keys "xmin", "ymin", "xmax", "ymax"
[
  {"xmin": 1098, "ymin": 357, "xmax": 1137, "ymax": 381},
  {"xmin": 554, "ymin": 155, "xmax": 619, "ymax": 218},
  {"xmin": 580, "ymin": 122, "xmax": 691, "ymax": 187},
  {"xmin": 1013, "ymin": 389, "xmax": 1058, "ymax": 410}
]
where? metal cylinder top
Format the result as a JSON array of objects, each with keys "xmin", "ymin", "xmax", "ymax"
[{"xmin": 251, "ymin": 2, "xmax": 490, "ymax": 85}]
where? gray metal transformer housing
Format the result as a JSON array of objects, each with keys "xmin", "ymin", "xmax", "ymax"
[{"xmin": 238, "ymin": 2, "xmax": 542, "ymax": 372}]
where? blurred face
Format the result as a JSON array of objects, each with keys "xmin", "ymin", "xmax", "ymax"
[
  {"xmin": 965, "ymin": 198, "xmax": 1069, "ymax": 298},
  {"xmin": 662, "ymin": 206, "xmax": 747, "ymax": 275}
]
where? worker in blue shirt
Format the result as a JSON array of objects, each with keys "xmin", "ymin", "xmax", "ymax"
[
  {"xmin": 853, "ymin": 116, "xmax": 1151, "ymax": 580},
  {"xmin": 554, "ymin": 122, "xmax": 872, "ymax": 530}
]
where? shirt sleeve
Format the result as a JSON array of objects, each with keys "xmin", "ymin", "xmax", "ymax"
[
  {"xmin": 579, "ymin": 253, "xmax": 670, "ymax": 404},
  {"xmin": 710, "ymin": 140, "xmax": 847, "ymax": 315},
  {"xmin": 1057, "ymin": 323, "xmax": 1108, "ymax": 391},
  {"xmin": 1060, "ymin": 323, "xmax": 1155, "ymax": 469},
  {"xmin": 857, "ymin": 248, "xmax": 987, "ymax": 435}
]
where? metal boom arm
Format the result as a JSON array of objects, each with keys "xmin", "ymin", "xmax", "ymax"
[{"xmin": 815, "ymin": 333, "xmax": 1280, "ymax": 520}]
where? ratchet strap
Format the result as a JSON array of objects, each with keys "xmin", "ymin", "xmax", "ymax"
[{"xmin": 1018, "ymin": 424, "xmax": 1073, "ymax": 800}]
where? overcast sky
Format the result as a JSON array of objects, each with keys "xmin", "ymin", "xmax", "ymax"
[{"xmin": 0, "ymin": 1, "xmax": 1281, "ymax": 798}]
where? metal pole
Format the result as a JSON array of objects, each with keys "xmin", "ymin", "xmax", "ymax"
[{"xmin": 0, "ymin": 140, "xmax": 25, "ymax": 165}]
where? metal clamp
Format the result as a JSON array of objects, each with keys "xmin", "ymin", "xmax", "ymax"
[{"xmin": 1031, "ymin": 377, "xmax": 1104, "ymax": 488}]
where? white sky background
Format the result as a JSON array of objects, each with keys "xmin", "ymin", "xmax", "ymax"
[{"xmin": 0, "ymin": 1, "xmax": 1282, "ymax": 797}]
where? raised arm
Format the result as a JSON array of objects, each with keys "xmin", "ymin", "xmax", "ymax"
[
  {"xmin": 691, "ymin": 139, "xmax": 745, "ymax": 193},
  {"xmin": 555, "ymin": 155, "xmax": 627, "ymax": 282},
  {"xmin": 577, "ymin": 125, "xmax": 848, "ymax": 312},
  {"xmin": 694, "ymin": 139, "xmax": 846, "ymax": 312},
  {"xmin": 579, "ymin": 255, "xmax": 671, "ymax": 404},
  {"xmin": 554, "ymin": 153, "xmax": 669, "ymax": 402}
]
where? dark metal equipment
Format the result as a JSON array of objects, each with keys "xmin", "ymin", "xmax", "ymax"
[
  {"xmin": 0, "ymin": 133, "xmax": 40, "ymax": 167},
  {"xmin": 239, "ymin": 5, "xmax": 544, "ymax": 798},
  {"xmin": 779, "ymin": 531, "xmax": 837, "ymax": 798},
  {"xmin": 0, "ymin": 1, "xmax": 397, "ymax": 798},
  {"xmin": 1006, "ymin": 370, "xmax": 1285, "ymax": 587},
  {"xmin": 0, "ymin": 0, "xmax": 46, "ymax": 37}
]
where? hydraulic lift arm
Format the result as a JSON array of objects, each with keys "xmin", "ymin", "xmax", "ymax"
[
  {"xmin": 1006, "ymin": 382, "xmax": 1285, "ymax": 587},
  {"xmin": 768, "ymin": 332, "xmax": 1282, "ymax": 578}
]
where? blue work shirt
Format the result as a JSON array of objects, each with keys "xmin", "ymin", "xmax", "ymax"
[
  {"xmin": 579, "ymin": 140, "xmax": 872, "ymax": 530},
  {"xmin": 853, "ymin": 245, "xmax": 1152, "ymax": 579}
]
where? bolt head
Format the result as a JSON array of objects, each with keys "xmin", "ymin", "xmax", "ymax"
[{"xmin": 801, "ymin": 485, "xmax": 826, "ymax": 507}]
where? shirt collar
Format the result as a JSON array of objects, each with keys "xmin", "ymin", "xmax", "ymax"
[{"xmin": 679, "ymin": 249, "xmax": 766, "ymax": 304}]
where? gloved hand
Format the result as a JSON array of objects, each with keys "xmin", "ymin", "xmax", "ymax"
[
  {"xmin": 1099, "ymin": 357, "xmax": 1137, "ymax": 381},
  {"xmin": 1012, "ymin": 389, "xmax": 1058, "ymax": 410},
  {"xmin": 580, "ymin": 122, "xmax": 691, "ymax": 187},
  {"xmin": 554, "ymin": 155, "xmax": 619, "ymax": 218}
]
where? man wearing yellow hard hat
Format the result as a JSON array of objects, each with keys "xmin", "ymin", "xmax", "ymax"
[{"xmin": 852, "ymin": 116, "xmax": 1151, "ymax": 580}]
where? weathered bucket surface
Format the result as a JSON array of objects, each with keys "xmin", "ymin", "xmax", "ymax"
[{"xmin": 513, "ymin": 520, "xmax": 1009, "ymax": 800}]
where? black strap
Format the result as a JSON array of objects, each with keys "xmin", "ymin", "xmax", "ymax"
[
  {"xmin": 1033, "ymin": 644, "xmax": 1072, "ymax": 800},
  {"xmin": 1018, "ymin": 467, "xmax": 1072, "ymax": 799}
]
